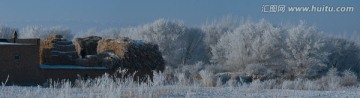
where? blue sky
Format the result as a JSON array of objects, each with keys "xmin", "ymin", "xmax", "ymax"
[{"xmin": 0, "ymin": 0, "xmax": 358, "ymax": 34}]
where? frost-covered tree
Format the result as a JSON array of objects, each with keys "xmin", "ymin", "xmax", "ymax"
[
  {"xmin": 209, "ymin": 19, "xmax": 357, "ymax": 80},
  {"xmin": 139, "ymin": 19, "xmax": 188, "ymax": 66},
  {"xmin": 202, "ymin": 16, "xmax": 240, "ymax": 47},
  {"xmin": 182, "ymin": 28, "xmax": 208, "ymax": 64},
  {"xmin": 326, "ymin": 37, "xmax": 360, "ymax": 76},
  {"xmin": 281, "ymin": 21, "xmax": 329, "ymax": 79},
  {"xmin": 116, "ymin": 19, "xmax": 207, "ymax": 67},
  {"xmin": 212, "ymin": 19, "xmax": 283, "ymax": 70},
  {"xmin": 20, "ymin": 26, "xmax": 73, "ymax": 39},
  {"xmin": 202, "ymin": 16, "xmax": 241, "ymax": 64}
]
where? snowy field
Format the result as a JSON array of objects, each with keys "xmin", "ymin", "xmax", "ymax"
[
  {"xmin": 1, "ymin": 71, "xmax": 359, "ymax": 98},
  {"xmin": 1, "ymin": 85, "xmax": 359, "ymax": 98}
]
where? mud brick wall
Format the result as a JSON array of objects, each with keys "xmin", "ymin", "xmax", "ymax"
[{"xmin": 0, "ymin": 44, "xmax": 43, "ymax": 85}]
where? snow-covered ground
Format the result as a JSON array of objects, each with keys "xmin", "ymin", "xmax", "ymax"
[
  {"xmin": 1, "ymin": 69, "xmax": 359, "ymax": 98},
  {"xmin": 0, "ymin": 85, "xmax": 359, "ymax": 98}
]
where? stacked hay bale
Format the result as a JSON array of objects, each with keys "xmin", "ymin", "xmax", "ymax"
[
  {"xmin": 45, "ymin": 35, "xmax": 166, "ymax": 81},
  {"xmin": 40, "ymin": 34, "xmax": 78, "ymax": 65},
  {"xmin": 97, "ymin": 37, "xmax": 165, "ymax": 80},
  {"xmin": 73, "ymin": 36, "xmax": 102, "ymax": 67},
  {"xmin": 75, "ymin": 54, "xmax": 103, "ymax": 67},
  {"xmin": 73, "ymin": 36, "xmax": 102, "ymax": 58},
  {"xmin": 97, "ymin": 52, "xmax": 120, "ymax": 68}
]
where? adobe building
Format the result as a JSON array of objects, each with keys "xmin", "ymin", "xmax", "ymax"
[
  {"xmin": 0, "ymin": 32, "xmax": 111, "ymax": 85},
  {"xmin": 0, "ymin": 31, "xmax": 43, "ymax": 85}
]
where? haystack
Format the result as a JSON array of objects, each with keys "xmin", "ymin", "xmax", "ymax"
[
  {"xmin": 85, "ymin": 55, "xmax": 99, "ymax": 66},
  {"xmin": 97, "ymin": 52, "xmax": 120, "ymax": 68},
  {"xmin": 73, "ymin": 36, "xmax": 102, "ymax": 58},
  {"xmin": 97, "ymin": 37, "xmax": 165, "ymax": 80},
  {"xmin": 40, "ymin": 34, "xmax": 78, "ymax": 65},
  {"xmin": 41, "ymin": 35, "xmax": 165, "ymax": 81}
]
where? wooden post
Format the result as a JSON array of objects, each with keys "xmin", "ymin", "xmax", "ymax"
[{"xmin": 13, "ymin": 31, "xmax": 18, "ymax": 43}]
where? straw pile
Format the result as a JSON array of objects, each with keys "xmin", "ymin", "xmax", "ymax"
[
  {"xmin": 73, "ymin": 36, "xmax": 102, "ymax": 58},
  {"xmin": 41, "ymin": 35, "xmax": 165, "ymax": 81},
  {"xmin": 40, "ymin": 34, "xmax": 78, "ymax": 65},
  {"xmin": 97, "ymin": 52, "xmax": 120, "ymax": 68},
  {"xmin": 97, "ymin": 37, "xmax": 165, "ymax": 79}
]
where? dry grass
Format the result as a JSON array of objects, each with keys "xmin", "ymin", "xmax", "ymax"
[
  {"xmin": 97, "ymin": 38, "xmax": 131, "ymax": 59},
  {"xmin": 0, "ymin": 69, "xmax": 359, "ymax": 97}
]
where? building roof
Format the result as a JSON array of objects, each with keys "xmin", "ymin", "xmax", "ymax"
[
  {"xmin": 0, "ymin": 42, "xmax": 35, "ymax": 46},
  {"xmin": 40, "ymin": 65, "xmax": 109, "ymax": 70}
]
